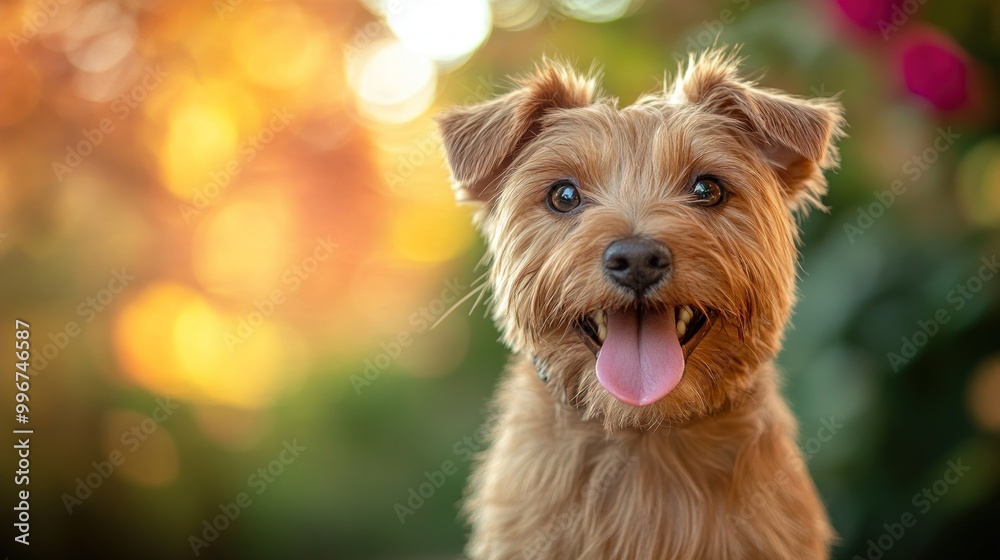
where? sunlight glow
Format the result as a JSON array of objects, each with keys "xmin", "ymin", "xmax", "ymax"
[
  {"xmin": 64, "ymin": 2, "xmax": 137, "ymax": 73},
  {"xmin": 386, "ymin": 0, "xmax": 492, "ymax": 65},
  {"xmin": 389, "ymin": 199, "xmax": 474, "ymax": 262},
  {"xmin": 192, "ymin": 197, "xmax": 293, "ymax": 298},
  {"xmin": 113, "ymin": 283, "xmax": 291, "ymax": 409},
  {"xmin": 230, "ymin": 5, "xmax": 330, "ymax": 89},
  {"xmin": 348, "ymin": 39, "xmax": 437, "ymax": 123},
  {"xmin": 162, "ymin": 101, "xmax": 240, "ymax": 199},
  {"xmin": 492, "ymin": 0, "xmax": 547, "ymax": 30},
  {"xmin": 557, "ymin": 0, "xmax": 634, "ymax": 22}
]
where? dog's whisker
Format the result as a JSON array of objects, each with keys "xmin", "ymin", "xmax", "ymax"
[
  {"xmin": 468, "ymin": 282, "xmax": 490, "ymax": 318},
  {"xmin": 430, "ymin": 282, "xmax": 486, "ymax": 330}
]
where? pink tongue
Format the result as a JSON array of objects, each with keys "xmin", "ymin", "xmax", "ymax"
[{"xmin": 596, "ymin": 308, "xmax": 685, "ymax": 406}]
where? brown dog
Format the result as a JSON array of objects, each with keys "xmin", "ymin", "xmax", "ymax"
[{"xmin": 436, "ymin": 49, "xmax": 845, "ymax": 560}]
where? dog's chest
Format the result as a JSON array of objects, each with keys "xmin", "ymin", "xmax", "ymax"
[{"xmin": 504, "ymin": 429, "xmax": 745, "ymax": 559}]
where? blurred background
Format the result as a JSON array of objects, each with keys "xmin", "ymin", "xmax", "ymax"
[{"xmin": 0, "ymin": 0, "xmax": 998, "ymax": 558}]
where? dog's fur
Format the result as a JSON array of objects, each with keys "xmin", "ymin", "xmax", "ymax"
[{"xmin": 436, "ymin": 50, "xmax": 845, "ymax": 560}]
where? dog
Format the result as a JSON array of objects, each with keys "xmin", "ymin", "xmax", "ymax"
[{"xmin": 436, "ymin": 49, "xmax": 845, "ymax": 560}]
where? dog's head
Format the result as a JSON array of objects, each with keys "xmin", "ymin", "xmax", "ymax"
[{"xmin": 437, "ymin": 50, "xmax": 844, "ymax": 430}]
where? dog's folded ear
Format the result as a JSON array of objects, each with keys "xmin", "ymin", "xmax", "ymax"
[
  {"xmin": 672, "ymin": 50, "xmax": 846, "ymax": 214},
  {"xmin": 436, "ymin": 60, "xmax": 596, "ymax": 205}
]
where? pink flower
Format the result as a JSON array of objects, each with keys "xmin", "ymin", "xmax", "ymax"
[
  {"xmin": 832, "ymin": 0, "xmax": 897, "ymax": 33},
  {"xmin": 898, "ymin": 28, "xmax": 969, "ymax": 111}
]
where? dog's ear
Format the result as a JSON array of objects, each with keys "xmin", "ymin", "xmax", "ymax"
[
  {"xmin": 672, "ymin": 50, "xmax": 845, "ymax": 214},
  {"xmin": 436, "ymin": 61, "xmax": 596, "ymax": 204}
]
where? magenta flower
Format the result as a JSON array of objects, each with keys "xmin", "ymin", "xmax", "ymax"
[{"xmin": 898, "ymin": 28, "xmax": 969, "ymax": 111}]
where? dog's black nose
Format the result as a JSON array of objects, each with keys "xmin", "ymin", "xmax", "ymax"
[{"xmin": 603, "ymin": 237, "xmax": 672, "ymax": 294}]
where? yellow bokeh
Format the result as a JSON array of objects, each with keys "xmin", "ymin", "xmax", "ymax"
[
  {"xmin": 230, "ymin": 4, "xmax": 330, "ymax": 90},
  {"xmin": 192, "ymin": 195, "xmax": 293, "ymax": 299},
  {"xmin": 389, "ymin": 199, "xmax": 475, "ymax": 263},
  {"xmin": 114, "ymin": 283, "xmax": 192, "ymax": 396},
  {"xmin": 162, "ymin": 101, "xmax": 239, "ymax": 198},
  {"xmin": 113, "ymin": 282, "xmax": 292, "ymax": 409},
  {"xmin": 378, "ymin": 128, "xmax": 474, "ymax": 263},
  {"xmin": 371, "ymin": 117, "xmax": 452, "ymax": 199},
  {"xmin": 173, "ymin": 297, "xmax": 232, "ymax": 389},
  {"xmin": 156, "ymin": 78, "xmax": 261, "ymax": 200},
  {"xmin": 957, "ymin": 139, "xmax": 1000, "ymax": 228}
]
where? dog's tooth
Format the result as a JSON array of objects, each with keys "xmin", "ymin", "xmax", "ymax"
[
  {"xmin": 676, "ymin": 321, "xmax": 687, "ymax": 336},
  {"xmin": 679, "ymin": 306, "xmax": 693, "ymax": 324},
  {"xmin": 594, "ymin": 310, "xmax": 605, "ymax": 327},
  {"xmin": 597, "ymin": 321, "xmax": 607, "ymax": 342}
]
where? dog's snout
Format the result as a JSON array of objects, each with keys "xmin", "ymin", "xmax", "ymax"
[{"xmin": 603, "ymin": 237, "xmax": 672, "ymax": 294}]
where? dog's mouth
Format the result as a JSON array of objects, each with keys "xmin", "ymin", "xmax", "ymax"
[
  {"xmin": 572, "ymin": 306, "xmax": 718, "ymax": 407},
  {"xmin": 573, "ymin": 306, "xmax": 716, "ymax": 356}
]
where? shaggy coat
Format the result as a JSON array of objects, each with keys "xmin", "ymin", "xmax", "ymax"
[{"xmin": 437, "ymin": 50, "xmax": 845, "ymax": 560}]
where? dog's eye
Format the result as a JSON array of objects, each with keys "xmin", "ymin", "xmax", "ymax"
[
  {"xmin": 690, "ymin": 176, "xmax": 725, "ymax": 206},
  {"xmin": 547, "ymin": 180, "xmax": 581, "ymax": 213}
]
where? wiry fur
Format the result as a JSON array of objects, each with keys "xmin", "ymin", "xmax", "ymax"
[{"xmin": 436, "ymin": 49, "xmax": 845, "ymax": 560}]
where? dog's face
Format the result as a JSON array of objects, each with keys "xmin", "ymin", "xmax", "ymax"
[{"xmin": 438, "ymin": 51, "xmax": 844, "ymax": 430}]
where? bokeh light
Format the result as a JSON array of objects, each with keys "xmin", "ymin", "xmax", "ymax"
[
  {"xmin": 388, "ymin": 199, "xmax": 474, "ymax": 263},
  {"xmin": 113, "ymin": 283, "xmax": 295, "ymax": 409},
  {"xmin": 229, "ymin": 4, "xmax": 331, "ymax": 90},
  {"xmin": 348, "ymin": 38, "xmax": 438, "ymax": 124},
  {"xmin": 897, "ymin": 27, "xmax": 970, "ymax": 111},
  {"xmin": 159, "ymin": 87, "xmax": 244, "ymax": 199},
  {"xmin": 832, "ymin": 0, "xmax": 896, "ymax": 33},
  {"xmin": 192, "ymin": 195, "xmax": 294, "ymax": 298},
  {"xmin": 967, "ymin": 356, "xmax": 1000, "ymax": 433},
  {"xmin": 556, "ymin": 0, "xmax": 636, "ymax": 22},
  {"xmin": 1, "ymin": 0, "xmax": 998, "ymax": 558},
  {"xmin": 386, "ymin": 0, "xmax": 492, "ymax": 65},
  {"xmin": 63, "ymin": 1, "xmax": 136, "ymax": 73},
  {"xmin": 491, "ymin": 0, "xmax": 547, "ymax": 30},
  {"xmin": 957, "ymin": 138, "xmax": 1000, "ymax": 228}
]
